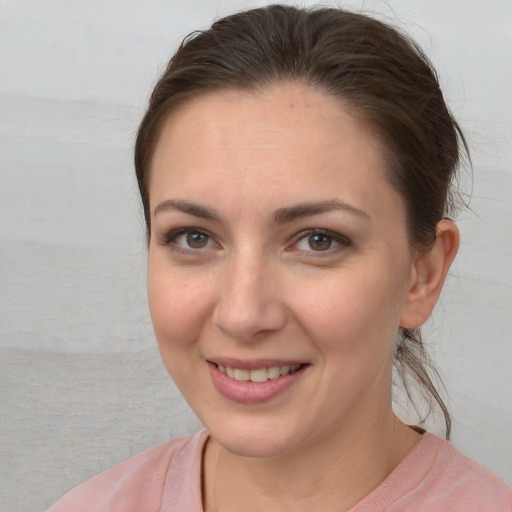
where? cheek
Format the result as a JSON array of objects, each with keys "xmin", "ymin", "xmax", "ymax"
[
  {"xmin": 295, "ymin": 268, "xmax": 407, "ymax": 357},
  {"xmin": 147, "ymin": 258, "xmax": 212, "ymax": 355}
]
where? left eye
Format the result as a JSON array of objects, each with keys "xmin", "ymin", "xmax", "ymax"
[
  {"xmin": 171, "ymin": 229, "xmax": 216, "ymax": 249},
  {"xmin": 293, "ymin": 231, "xmax": 348, "ymax": 252}
]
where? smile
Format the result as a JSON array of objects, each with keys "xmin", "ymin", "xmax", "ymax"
[
  {"xmin": 217, "ymin": 364, "xmax": 302, "ymax": 383},
  {"xmin": 208, "ymin": 360, "xmax": 308, "ymax": 403}
]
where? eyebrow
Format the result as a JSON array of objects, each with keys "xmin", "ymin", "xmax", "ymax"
[
  {"xmin": 153, "ymin": 199, "xmax": 222, "ymax": 222},
  {"xmin": 153, "ymin": 198, "xmax": 369, "ymax": 224},
  {"xmin": 272, "ymin": 199, "xmax": 370, "ymax": 224}
]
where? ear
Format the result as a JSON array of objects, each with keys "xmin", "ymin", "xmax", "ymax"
[{"xmin": 400, "ymin": 219, "xmax": 460, "ymax": 329}]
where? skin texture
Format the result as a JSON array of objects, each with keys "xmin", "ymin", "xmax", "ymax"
[{"xmin": 147, "ymin": 82, "xmax": 459, "ymax": 511}]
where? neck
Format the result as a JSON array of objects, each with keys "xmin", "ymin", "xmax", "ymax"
[{"xmin": 203, "ymin": 412, "xmax": 421, "ymax": 512}]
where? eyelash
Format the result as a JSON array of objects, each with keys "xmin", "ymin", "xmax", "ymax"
[
  {"xmin": 159, "ymin": 227, "xmax": 352, "ymax": 255},
  {"xmin": 289, "ymin": 229, "xmax": 352, "ymax": 255},
  {"xmin": 159, "ymin": 227, "xmax": 216, "ymax": 252}
]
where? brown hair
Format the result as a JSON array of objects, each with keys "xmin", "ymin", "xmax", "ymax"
[{"xmin": 135, "ymin": 4, "xmax": 469, "ymax": 438}]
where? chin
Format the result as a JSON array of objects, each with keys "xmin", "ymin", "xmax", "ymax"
[
  {"xmin": 206, "ymin": 419, "xmax": 303, "ymax": 459},
  {"xmin": 221, "ymin": 437, "xmax": 294, "ymax": 459}
]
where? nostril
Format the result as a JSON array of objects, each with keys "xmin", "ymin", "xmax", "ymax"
[{"xmin": 213, "ymin": 297, "xmax": 288, "ymax": 342}]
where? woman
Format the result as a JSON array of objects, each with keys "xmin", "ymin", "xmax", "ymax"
[{"xmin": 49, "ymin": 5, "xmax": 511, "ymax": 511}]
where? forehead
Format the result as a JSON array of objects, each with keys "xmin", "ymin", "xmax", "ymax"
[{"xmin": 149, "ymin": 82, "xmax": 402, "ymax": 222}]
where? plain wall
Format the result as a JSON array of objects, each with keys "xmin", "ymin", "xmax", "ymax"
[{"xmin": 1, "ymin": 1, "xmax": 511, "ymax": 510}]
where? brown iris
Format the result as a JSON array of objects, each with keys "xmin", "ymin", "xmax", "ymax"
[
  {"xmin": 186, "ymin": 231, "xmax": 209, "ymax": 248},
  {"xmin": 308, "ymin": 233, "xmax": 332, "ymax": 251}
]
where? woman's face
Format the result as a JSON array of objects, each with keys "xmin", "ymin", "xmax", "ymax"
[{"xmin": 147, "ymin": 83, "xmax": 417, "ymax": 458}]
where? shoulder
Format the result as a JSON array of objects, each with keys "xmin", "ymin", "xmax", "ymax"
[
  {"xmin": 354, "ymin": 432, "xmax": 511, "ymax": 512},
  {"xmin": 47, "ymin": 429, "xmax": 209, "ymax": 512},
  {"xmin": 417, "ymin": 433, "xmax": 511, "ymax": 506}
]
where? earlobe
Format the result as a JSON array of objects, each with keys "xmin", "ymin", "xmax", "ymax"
[{"xmin": 400, "ymin": 219, "xmax": 460, "ymax": 329}]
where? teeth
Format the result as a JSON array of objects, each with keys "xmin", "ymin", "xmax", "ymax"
[
  {"xmin": 249, "ymin": 368, "xmax": 268, "ymax": 383},
  {"xmin": 233, "ymin": 368, "xmax": 250, "ymax": 381},
  {"xmin": 217, "ymin": 363, "xmax": 302, "ymax": 382},
  {"xmin": 267, "ymin": 367, "xmax": 281, "ymax": 379}
]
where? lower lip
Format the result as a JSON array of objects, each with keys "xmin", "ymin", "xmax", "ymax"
[{"xmin": 208, "ymin": 363, "xmax": 307, "ymax": 404}]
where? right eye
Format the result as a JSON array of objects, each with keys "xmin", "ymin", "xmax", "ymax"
[{"xmin": 162, "ymin": 228, "xmax": 218, "ymax": 251}]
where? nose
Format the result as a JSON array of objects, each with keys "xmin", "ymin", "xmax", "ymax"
[{"xmin": 212, "ymin": 253, "xmax": 287, "ymax": 342}]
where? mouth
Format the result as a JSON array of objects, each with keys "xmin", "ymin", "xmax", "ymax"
[
  {"xmin": 207, "ymin": 359, "xmax": 309, "ymax": 404},
  {"xmin": 215, "ymin": 363, "xmax": 304, "ymax": 383}
]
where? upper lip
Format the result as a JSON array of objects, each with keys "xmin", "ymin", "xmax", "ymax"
[{"xmin": 206, "ymin": 357, "xmax": 308, "ymax": 370}]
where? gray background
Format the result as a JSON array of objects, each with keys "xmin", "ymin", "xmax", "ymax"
[{"xmin": 1, "ymin": 1, "xmax": 511, "ymax": 510}]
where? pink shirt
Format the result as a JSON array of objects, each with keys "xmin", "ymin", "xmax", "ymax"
[{"xmin": 49, "ymin": 429, "xmax": 511, "ymax": 511}]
